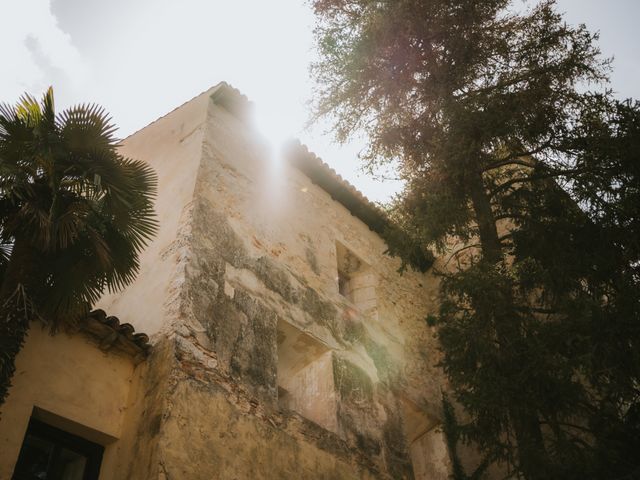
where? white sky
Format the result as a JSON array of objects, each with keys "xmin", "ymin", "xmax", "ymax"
[{"xmin": 2, "ymin": 0, "xmax": 639, "ymax": 203}]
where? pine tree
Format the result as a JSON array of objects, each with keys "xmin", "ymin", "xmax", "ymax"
[{"xmin": 310, "ymin": 1, "xmax": 640, "ymax": 477}]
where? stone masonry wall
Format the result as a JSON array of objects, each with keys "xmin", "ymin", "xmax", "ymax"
[
  {"xmin": 103, "ymin": 84, "xmax": 450, "ymax": 479},
  {"xmin": 168, "ymin": 91, "xmax": 446, "ymax": 478}
]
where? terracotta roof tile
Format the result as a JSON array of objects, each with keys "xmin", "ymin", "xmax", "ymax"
[
  {"xmin": 82, "ymin": 309, "xmax": 151, "ymax": 363},
  {"xmin": 283, "ymin": 140, "xmax": 390, "ymax": 236}
]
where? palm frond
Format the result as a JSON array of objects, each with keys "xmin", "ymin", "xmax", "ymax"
[
  {"xmin": 0, "ymin": 240, "xmax": 11, "ymax": 282},
  {"xmin": 0, "ymin": 87, "xmax": 158, "ymax": 326},
  {"xmin": 14, "ymin": 93, "xmax": 42, "ymax": 127}
]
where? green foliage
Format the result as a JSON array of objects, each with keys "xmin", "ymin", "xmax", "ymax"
[
  {"xmin": 567, "ymin": 97, "xmax": 640, "ymax": 275},
  {"xmin": 442, "ymin": 393, "xmax": 491, "ymax": 480},
  {"xmin": 311, "ymin": 0, "xmax": 640, "ymax": 478},
  {"xmin": 441, "ymin": 392, "xmax": 467, "ymax": 480},
  {"xmin": 0, "ymin": 87, "xmax": 158, "ymax": 404}
]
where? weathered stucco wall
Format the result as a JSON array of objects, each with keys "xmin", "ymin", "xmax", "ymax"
[
  {"xmin": 98, "ymin": 87, "xmax": 213, "ymax": 336},
  {"xmin": 108, "ymin": 337, "xmax": 175, "ymax": 480},
  {"xmin": 92, "ymin": 83, "xmax": 450, "ymax": 479},
  {"xmin": 0, "ymin": 326, "xmax": 142, "ymax": 479}
]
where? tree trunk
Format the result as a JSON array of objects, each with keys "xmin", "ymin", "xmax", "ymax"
[
  {"xmin": 467, "ymin": 170, "xmax": 548, "ymax": 479},
  {"xmin": 0, "ymin": 237, "xmax": 39, "ymax": 406}
]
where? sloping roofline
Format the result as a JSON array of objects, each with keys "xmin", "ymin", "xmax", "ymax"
[
  {"xmin": 124, "ymin": 82, "xmax": 432, "ymax": 271},
  {"xmin": 210, "ymin": 82, "xmax": 433, "ymax": 271},
  {"xmin": 210, "ymin": 83, "xmax": 388, "ymax": 230},
  {"xmin": 283, "ymin": 140, "xmax": 389, "ymax": 235}
]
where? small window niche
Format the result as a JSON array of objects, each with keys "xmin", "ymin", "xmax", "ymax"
[
  {"xmin": 336, "ymin": 241, "xmax": 377, "ymax": 313},
  {"xmin": 277, "ymin": 320, "xmax": 338, "ymax": 433},
  {"xmin": 401, "ymin": 398, "xmax": 450, "ymax": 480}
]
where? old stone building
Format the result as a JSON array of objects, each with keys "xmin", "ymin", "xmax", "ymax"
[{"xmin": 0, "ymin": 83, "xmax": 451, "ymax": 479}]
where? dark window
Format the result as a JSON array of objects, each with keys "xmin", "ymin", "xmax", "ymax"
[
  {"xmin": 336, "ymin": 242, "xmax": 361, "ymax": 302},
  {"xmin": 337, "ymin": 268, "xmax": 351, "ymax": 298},
  {"xmin": 335, "ymin": 242, "xmax": 377, "ymax": 313},
  {"xmin": 12, "ymin": 418, "xmax": 104, "ymax": 480}
]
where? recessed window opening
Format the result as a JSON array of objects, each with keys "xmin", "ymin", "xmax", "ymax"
[
  {"xmin": 12, "ymin": 417, "xmax": 104, "ymax": 480},
  {"xmin": 337, "ymin": 269, "xmax": 351, "ymax": 298},
  {"xmin": 336, "ymin": 241, "xmax": 377, "ymax": 314},
  {"xmin": 276, "ymin": 320, "xmax": 338, "ymax": 433},
  {"xmin": 400, "ymin": 398, "xmax": 449, "ymax": 480},
  {"xmin": 409, "ymin": 427, "xmax": 449, "ymax": 480},
  {"xmin": 336, "ymin": 242, "xmax": 362, "ymax": 301}
]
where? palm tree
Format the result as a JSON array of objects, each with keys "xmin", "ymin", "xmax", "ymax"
[{"xmin": 0, "ymin": 87, "xmax": 157, "ymax": 404}]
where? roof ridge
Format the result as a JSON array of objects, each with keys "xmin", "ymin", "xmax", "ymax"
[{"xmin": 119, "ymin": 82, "xmax": 229, "ymax": 143}]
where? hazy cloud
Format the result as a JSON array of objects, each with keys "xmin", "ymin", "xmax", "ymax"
[
  {"xmin": 0, "ymin": 0, "xmax": 88, "ymax": 105},
  {"xmin": 2, "ymin": 0, "xmax": 638, "ymax": 202}
]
